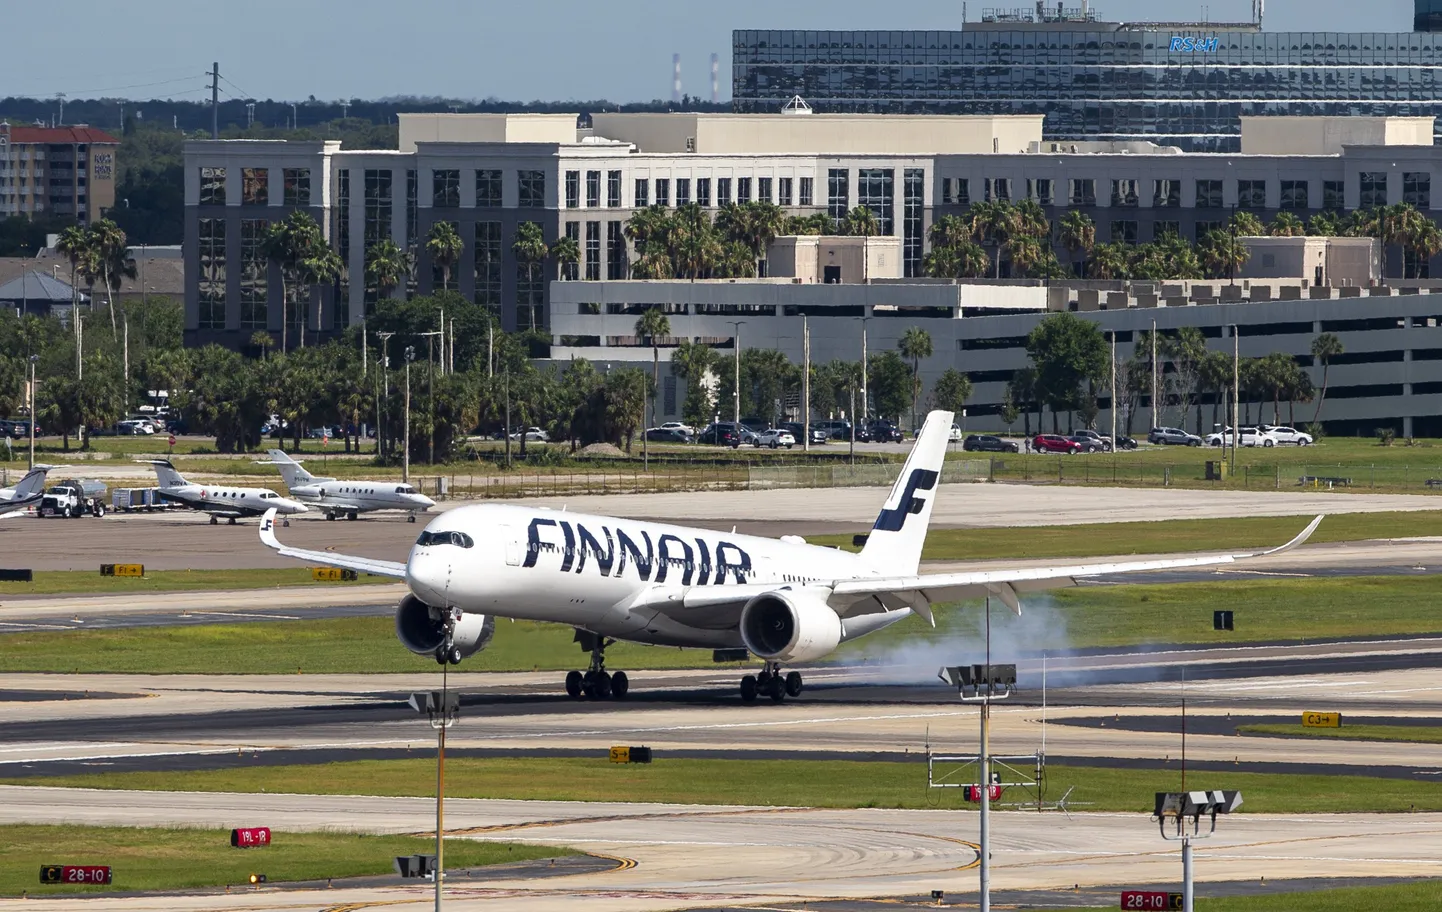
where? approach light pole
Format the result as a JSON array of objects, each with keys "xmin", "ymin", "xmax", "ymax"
[
  {"xmin": 727, "ymin": 320, "xmax": 746, "ymax": 426},
  {"xmin": 1109, "ymin": 330, "xmax": 1117, "ymax": 458},
  {"xmin": 1229, "ymin": 324, "xmax": 1240, "ymax": 476},
  {"xmin": 409, "ymin": 680, "xmax": 459, "ymax": 912},
  {"xmin": 403, "ymin": 345, "xmax": 415, "ymax": 483},
  {"xmin": 377, "ymin": 331, "xmax": 396, "ymax": 461},
  {"xmin": 1154, "ymin": 790, "xmax": 1243, "ymax": 912},
  {"xmin": 27, "ymin": 355, "xmax": 38, "ymax": 470}
]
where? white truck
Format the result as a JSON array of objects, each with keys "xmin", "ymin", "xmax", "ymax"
[{"xmin": 38, "ymin": 479, "xmax": 108, "ymax": 518}]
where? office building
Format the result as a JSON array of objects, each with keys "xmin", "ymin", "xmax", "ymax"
[
  {"xmin": 0, "ymin": 124, "xmax": 119, "ymax": 223},
  {"xmin": 733, "ymin": 1, "xmax": 1442, "ymax": 150}
]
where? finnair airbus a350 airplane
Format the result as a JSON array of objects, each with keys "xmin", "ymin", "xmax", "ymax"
[{"xmin": 260, "ymin": 411, "xmax": 1322, "ymax": 703}]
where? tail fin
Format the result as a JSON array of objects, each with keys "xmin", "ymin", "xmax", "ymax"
[
  {"xmin": 859, "ymin": 410, "xmax": 954, "ymax": 576},
  {"xmin": 265, "ymin": 449, "xmax": 325, "ymax": 488},
  {"xmin": 10, "ymin": 466, "xmax": 55, "ymax": 498},
  {"xmin": 144, "ymin": 459, "xmax": 189, "ymax": 490}
]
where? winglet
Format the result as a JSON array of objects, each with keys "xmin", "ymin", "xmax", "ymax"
[
  {"xmin": 259, "ymin": 508, "xmax": 280, "ymax": 550},
  {"xmin": 1250, "ymin": 514, "xmax": 1323, "ymax": 559}
]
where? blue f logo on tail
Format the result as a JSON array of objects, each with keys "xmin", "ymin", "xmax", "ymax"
[{"xmin": 873, "ymin": 469, "xmax": 939, "ymax": 532}]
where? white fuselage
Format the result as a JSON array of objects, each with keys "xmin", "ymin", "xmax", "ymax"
[
  {"xmin": 0, "ymin": 489, "xmax": 41, "ymax": 516},
  {"xmin": 162, "ymin": 484, "xmax": 308, "ymax": 517},
  {"xmin": 292, "ymin": 480, "xmax": 435, "ymax": 516},
  {"xmin": 404, "ymin": 502, "xmax": 878, "ymax": 648}
]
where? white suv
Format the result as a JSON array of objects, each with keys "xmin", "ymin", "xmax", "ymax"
[
  {"xmin": 756, "ymin": 428, "xmax": 797, "ymax": 449},
  {"xmin": 1262, "ymin": 426, "xmax": 1314, "ymax": 446},
  {"xmin": 1205, "ymin": 427, "xmax": 1277, "ymax": 448}
]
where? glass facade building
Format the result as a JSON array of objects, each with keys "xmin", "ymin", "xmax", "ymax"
[{"xmin": 733, "ymin": 23, "xmax": 1442, "ymax": 151}]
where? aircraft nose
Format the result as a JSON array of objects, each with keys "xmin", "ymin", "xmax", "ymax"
[
  {"xmin": 406, "ymin": 551, "xmax": 450, "ymax": 605},
  {"xmin": 414, "ymin": 494, "xmax": 436, "ymax": 510},
  {"xmin": 289, "ymin": 500, "xmax": 309, "ymax": 513}
]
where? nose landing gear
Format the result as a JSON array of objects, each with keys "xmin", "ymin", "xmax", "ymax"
[
  {"xmin": 563, "ymin": 632, "xmax": 629, "ymax": 700},
  {"xmin": 740, "ymin": 663, "xmax": 803, "ymax": 703}
]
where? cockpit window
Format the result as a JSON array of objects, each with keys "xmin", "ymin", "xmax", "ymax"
[
  {"xmin": 416, "ymin": 530, "xmax": 473, "ymax": 548},
  {"xmin": 396, "ymin": 486, "xmax": 414, "ymax": 495}
]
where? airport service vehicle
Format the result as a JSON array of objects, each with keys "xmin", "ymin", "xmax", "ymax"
[
  {"xmin": 1262, "ymin": 426, "xmax": 1314, "ymax": 446},
  {"xmin": 112, "ymin": 487, "xmax": 172, "ymax": 512},
  {"xmin": 38, "ymin": 479, "xmax": 107, "ymax": 518},
  {"xmin": 756, "ymin": 428, "xmax": 797, "ymax": 449},
  {"xmin": 1032, "ymin": 434, "xmax": 1083, "ymax": 454},
  {"xmin": 0, "ymin": 465, "xmax": 59, "ymax": 519},
  {"xmin": 144, "ymin": 459, "xmax": 308, "ymax": 525},
  {"xmin": 259, "ymin": 450, "xmax": 434, "ymax": 522},
  {"xmin": 1073, "ymin": 429, "xmax": 1113, "ymax": 451},
  {"xmin": 1149, "ymin": 427, "xmax": 1203, "ymax": 447},
  {"xmin": 962, "ymin": 435, "xmax": 1019, "ymax": 454},
  {"xmin": 1205, "ymin": 427, "xmax": 1277, "ymax": 448},
  {"xmin": 260, "ymin": 410, "xmax": 1323, "ymax": 704}
]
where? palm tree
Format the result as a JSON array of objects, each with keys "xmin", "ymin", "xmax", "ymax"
[
  {"xmin": 426, "ymin": 221, "xmax": 463, "ymax": 292},
  {"xmin": 55, "ymin": 225, "xmax": 89, "ymax": 323},
  {"xmin": 551, "ymin": 233, "xmax": 581, "ymax": 280},
  {"xmin": 1198, "ymin": 229, "xmax": 1249, "ymax": 279},
  {"xmin": 1058, "ymin": 210, "xmax": 1096, "ymax": 276},
  {"xmin": 1310, "ymin": 332, "xmax": 1344, "ymax": 426},
  {"xmin": 718, "ymin": 201, "xmax": 785, "ymax": 275},
  {"xmin": 365, "ymin": 238, "xmax": 412, "ymax": 300},
  {"xmin": 250, "ymin": 331, "xmax": 275, "ymax": 361},
  {"xmin": 1269, "ymin": 212, "xmax": 1306, "ymax": 237},
  {"xmin": 922, "ymin": 239, "xmax": 989, "ymax": 279},
  {"xmin": 897, "ymin": 326, "xmax": 933, "ymax": 433},
  {"xmin": 843, "ymin": 205, "xmax": 881, "ymax": 238},
  {"xmin": 1230, "ymin": 211, "xmax": 1266, "ymax": 237},
  {"xmin": 511, "ymin": 222, "xmax": 549, "ymax": 331},
  {"xmin": 671, "ymin": 205, "xmax": 723, "ymax": 279},
  {"xmin": 1088, "ymin": 242, "xmax": 1131, "ymax": 280},
  {"xmin": 966, "ymin": 200, "xmax": 1019, "ymax": 277},
  {"xmin": 263, "ymin": 212, "xmax": 327, "ymax": 353},
  {"xmin": 635, "ymin": 307, "xmax": 671, "ymax": 463},
  {"xmin": 297, "ymin": 244, "xmax": 343, "ymax": 345},
  {"xmin": 1307, "ymin": 211, "xmax": 1343, "ymax": 237},
  {"xmin": 1406, "ymin": 219, "xmax": 1442, "ymax": 278},
  {"xmin": 88, "ymin": 219, "xmax": 129, "ymax": 337}
]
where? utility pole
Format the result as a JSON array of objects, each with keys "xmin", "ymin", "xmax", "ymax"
[
  {"xmin": 27, "ymin": 356, "xmax": 37, "ymax": 470},
  {"xmin": 403, "ymin": 345, "xmax": 415, "ymax": 482},
  {"xmin": 209, "ymin": 63, "xmax": 219, "ymax": 139},
  {"xmin": 1109, "ymin": 330, "xmax": 1117, "ymax": 456},
  {"xmin": 728, "ymin": 321, "xmax": 746, "ymax": 426},
  {"xmin": 1231, "ymin": 324, "xmax": 1241, "ymax": 476},
  {"xmin": 802, "ymin": 315, "xmax": 811, "ymax": 451},
  {"xmin": 860, "ymin": 315, "xmax": 870, "ymax": 421},
  {"xmin": 377, "ymin": 331, "xmax": 395, "ymax": 460},
  {"xmin": 1150, "ymin": 319, "xmax": 1158, "ymax": 431}
]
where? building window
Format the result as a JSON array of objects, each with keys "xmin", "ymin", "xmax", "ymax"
[
  {"xmin": 1405, "ymin": 247, "xmax": 1432, "ymax": 279},
  {"xmin": 474, "ymin": 221, "xmax": 502, "ymax": 311},
  {"xmin": 1028, "ymin": 177, "xmax": 1053, "ymax": 206},
  {"xmin": 585, "ymin": 170, "xmax": 601, "ymax": 208},
  {"xmin": 562, "ymin": 222, "xmax": 580, "ymax": 281},
  {"xmin": 1154, "ymin": 220, "xmax": 1181, "ymax": 240},
  {"xmin": 1068, "ymin": 178, "xmax": 1095, "ymax": 207},
  {"xmin": 635, "ymin": 178, "xmax": 649, "ymax": 207},
  {"xmin": 903, "ymin": 168, "xmax": 923, "ymax": 278},
  {"xmin": 1360, "ymin": 172, "xmax": 1388, "ymax": 208},
  {"xmin": 697, "ymin": 177, "xmax": 712, "ymax": 207},
  {"xmin": 585, "ymin": 221, "xmax": 601, "ymax": 280},
  {"xmin": 1110, "ymin": 220, "xmax": 1138, "ymax": 244},
  {"xmin": 197, "ymin": 217, "xmax": 226, "ymax": 329},
  {"xmin": 1195, "ymin": 179, "xmax": 1224, "ymax": 208},
  {"xmin": 363, "ymin": 169, "xmax": 393, "ymax": 314},
  {"xmin": 565, "ymin": 170, "xmax": 580, "ymax": 209},
  {"xmin": 432, "ymin": 169, "xmax": 460, "ymax": 208},
  {"xmin": 778, "ymin": 177, "xmax": 793, "ymax": 206},
  {"xmin": 283, "ymin": 168, "xmax": 310, "ymax": 206},
  {"xmin": 1237, "ymin": 179, "xmax": 1266, "ymax": 209},
  {"xmin": 607, "ymin": 170, "xmax": 622, "ymax": 207},
  {"xmin": 405, "ymin": 170, "xmax": 419, "ymax": 248},
  {"xmin": 241, "ymin": 168, "xmax": 268, "ymax": 206},
  {"xmin": 239, "ymin": 218, "xmax": 268, "ymax": 329},
  {"xmin": 199, "ymin": 167, "xmax": 226, "ymax": 205},
  {"xmin": 655, "ymin": 178, "xmax": 670, "ymax": 207},
  {"xmin": 827, "ymin": 169, "xmax": 848, "ymax": 220},
  {"xmin": 718, "ymin": 177, "xmax": 732, "ymax": 206},
  {"xmin": 738, "ymin": 177, "xmax": 752, "ymax": 203},
  {"xmin": 758, "ymin": 176, "xmax": 772, "ymax": 204},
  {"xmin": 1111, "ymin": 179, "xmax": 1139, "ymax": 208},
  {"xmin": 607, "ymin": 221, "xmax": 626, "ymax": 279},
  {"xmin": 518, "ymin": 170, "xmax": 545, "ymax": 208},
  {"xmin": 336, "ymin": 169, "xmax": 350, "ymax": 306},
  {"xmin": 1153, "ymin": 179, "xmax": 1180, "ymax": 208},
  {"xmin": 799, "ymin": 176, "xmax": 814, "ymax": 207},
  {"xmin": 1405, "ymin": 172, "xmax": 1431, "ymax": 209},
  {"xmin": 476, "ymin": 169, "xmax": 502, "ymax": 207},
  {"xmin": 1280, "ymin": 180, "xmax": 1309, "ymax": 210},
  {"xmin": 676, "ymin": 178, "xmax": 691, "ymax": 206},
  {"xmin": 857, "ymin": 168, "xmax": 895, "ymax": 234},
  {"xmin": 943, "ymin": 177, "xmax": 972, "ymax": 206},
  {"xmin": 1323, "ymin": 180, "xmax": 1345, "ymax": 211},
  {"xmin": 985, "ymin": 177, "xmax": 1011, "ymax": 202},
  {"xmin": 516, "ymin": 221, "xmax": 545, "ymax": 330}
]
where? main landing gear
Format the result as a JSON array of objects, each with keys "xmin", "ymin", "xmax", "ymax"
[
  {"xmin": 564, "ymin": 633, "xmax": 629, "ymax": 700},
  {"xmin": 740, "ymin": 663, "xmax": 803, "ymax": 704},
  {"xmin": 435, "ymin": 643, "xmax": 462, "ymax": 665}
]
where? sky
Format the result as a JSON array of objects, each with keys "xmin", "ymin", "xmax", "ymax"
[{"xmin": 0, "ymin": 0, "xmax": 1422, "ymax": 105}]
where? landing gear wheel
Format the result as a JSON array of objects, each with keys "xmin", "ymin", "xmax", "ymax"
[
  {"xmin": 610, "ymin": 671, "xmax": 629, "ymax": 699},
  {"xmin": 435, "ymin": 648, "xmax": 448, "ymax": 666},
  {"xmin": 740, "ymin": 675, "xmax": 758, "ymax": 703},
  {"xmin": 565, "ymin": 670, "xmax": 583, "ymax": 698},
  {"xmin": 594, "ymin": 671, "xmax": 612, "ymax": 699},
  {"xmin": 326, "ymin": 513, "xmax": 336, "ymax": 521},
  {"xmin": 408, "ymin": 514, "xmax": 417, "ymax": 523},
  {"xmin": 785, "ymin": 671, "xmax": 803, "ymax": 697},
  {"xmin": 228, "ymin": 517, "xmax": 237, "ymax": 525},
  {"xmin": 756, "ymin": 670, "xmax": 772, "ymax": 689},
  {"xmin": 448, "ymin": 647, "xmax": 463, "ymax": 665},
  {"xmin": 209, "ymin": 515, "xmax": 218, "ymax": 525},
  {"xmin": 766, "ymin": 676, "xmax": 786, "ymax": 702},
  {"xmin": 582, "ymin": 670, "xmax": 598, "ymax": 699},
  {"xmin": 348, "ymin": 511, "xmax": 358, "ymax": 521}
]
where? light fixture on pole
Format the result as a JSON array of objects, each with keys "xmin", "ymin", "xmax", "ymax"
[
  {"xmin": 727, "ymin": 320, "xmax": 746, "ymax": 426},
  {"xmin": 418, "ymin": 331, "xmax": 442, "ymax": 466},
  {"xmin": 1154, "ymin": 789, "xmax": 1243, "ymax": 912},
  {"xmin": 377, "ymin": 331, "xmax": 396, "ymax": 460},
  {"xmin": 408, "ymin": 684, "xmax": 460, "ymax": 912},
  {"xmin": 27, "ymin": 355, "xmax": 38, "ymax": 470},
  {"xmin": 403, "ymin": 345, "xmax": 415, "ymax": 482},
  {"xmin": 859, "ymin": 314, "xmax": 871, "ymax": 421}
]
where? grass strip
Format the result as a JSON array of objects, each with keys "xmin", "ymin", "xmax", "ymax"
[
  {"xmin": 5, "ymin": 758, "xmax": 1440, "ymax": 815},
  {"xmin": 0, "ymin": 569, "xmax": 395, "ymax": 597},
  {"xmin": 0, "ymin": 824, "xmax": 565, "ymax": 896},
  {"xmin": 1239, "ymin": 724, "xmax": 1442, "ymax": 744}
]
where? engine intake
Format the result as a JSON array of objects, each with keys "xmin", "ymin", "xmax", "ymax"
[
  {"xmin": 394, "ymin": 595, "xmax": 494, "ymax": 661},
  {"xmin": 739, "ymin": 590, "xmax": 842, "ymax": 663}
]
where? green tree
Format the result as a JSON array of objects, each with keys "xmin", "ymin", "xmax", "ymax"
[
  {"xmin": 966, "ymin": 200, "xmax": 1020, "ymax": 277},
  {"xmin": 842, "ymin": 205, "xmax": 881, "ymax": 238},
  {"xmin": 1310, "ymin": 332, "xmax": 1344, "ymax": 425},
  {"xmin": 54, "ymin": 225, "xmax": 90, "ymax": 320},
  {"xmin": 669, "ymin": 339, "xmax": 720, "ymax": 427},
  {"xmin": 1269, "ymin": 212, "xmax": 1306, "ymax": 237},
  {"xmin": 671, "ymin": 204, "xmax": 723, "ymax": 278},
  {"xmin": 1307, "ymin": 211, "xmax": 1344, "ymax": 237},
  {"xmin": 717, "ymin": 201, "xmax": 785, "ymax": 275},
  {"xmin": 263, "ymin": 211, "xmax": 327, "ymax": 353},
  {"xmin": 365, "ymin": 238, "xmax": 412, "ymax": 301},
  {"xmin": 1088, "ymin": 242, "xmax": 1131, "ymax": 279},
  {"xmin": 551, "ymin": 233, "xmax": 581, "ymax": 281},
  {"xmin": 634, "ymin": 307, "xmax": 672, "ymax": 441},
  {"xmin": 865, "ymin": 350, "xmax": 912, "ymax": 424},
  {"xmin": 89, "ymin": 219, "xmax": 131, "ymax": 338},
  {"xmin": 1198, "ymin": 229, "xmax": 1250, "ymax": 279},
  {"xmin": 1058, "ymin": 210, "xmax": 1097, "ymax": 276},
  {"xmin": 511, "ymin": 222, "xmax": 549, "ymax": 330},
  {"xmin": 1230, "ymin": 211, "xmax": 1266, "ymax": 237},
  {"xmin": 932, "ymin": 368, "xmax": 973, "ymax": 418},
  {"xmin": 1006, "ymin": 366, "xmax": 1041, "ymax": 436},
  {"xmin": 426, "ymin": 221, "xmax": 463, "ymax": 292},
  {"xmin": 783, "ymin": 213, "xmax": 837, "ymax": 236},
  {"xmin": 1025, "ymin": 312, "xmax": 1108, "ymax": 432},
  {"xmin": 897, "ymin": 326, "xmax": 933, "ymax": 432},
  {"xmin": 922, "ymin": 239, "xmax": 990, "ymax": 279}
]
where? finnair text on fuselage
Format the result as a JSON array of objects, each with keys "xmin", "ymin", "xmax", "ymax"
[{"xmin": 523, "ymin": 516, "xmax": 754, "ymax": 585}]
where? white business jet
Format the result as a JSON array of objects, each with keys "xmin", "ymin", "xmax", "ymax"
[
  {"xmin": 0, "ymin": 465, "xmax": 61, "ymax": 519},
  {"xmin": 259, "ymin": 449, "xmax": 436, "ymax": 522},
  {"xmin": 144, "ymin": 459, "xmax": 308, "ymax": 525},
  {"xmin": 259, "ymin": 411, "xmax": 1322, "ymax": 703}
]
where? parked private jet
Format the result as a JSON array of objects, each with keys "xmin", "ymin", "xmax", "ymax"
[
  {"xmin": 259, "ymin": 411, "xmax": 1322, "ymax": 703},
  {"xmin": 145, "ymin": 459, "xmax": 308, "ymax": 524},
  {"xmin": 0, "ymin": 465, "xmax": 61, "ymax": 519},
  {"xmin": 259, "ymin": 449, "xmax": 435, "ymax": 522}
]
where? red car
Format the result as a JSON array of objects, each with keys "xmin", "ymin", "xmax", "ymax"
[{"xmin": 1032, "ymin": 434, "xmax": 1083, "ymax": 454}]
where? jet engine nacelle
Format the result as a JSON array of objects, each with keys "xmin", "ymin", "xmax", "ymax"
[
  {"xmin": 394, "ymin": 595, "xmax": 495, "ymax": 660},
  {"xmin": 739, "ymin": 589, "xmax": 842, "ymax": 663}
]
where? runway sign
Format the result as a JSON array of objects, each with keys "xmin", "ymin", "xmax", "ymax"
[
  {"xmin": 1303, "ymin": 711, "xmax": 1341, "ymax": 728},
  {"xmin": 1120, "ymin": 891, "xmax": 1182, "ymax": 910},
  {"xmin": 609, "ymin": 746, "xmax": 653, "ymax": 763},
  {"xmin": 311, "ymin": 568, "xmax": 358, "ymax": 582},
  {"xmin": 100, "ymin": 564, "xmax": 144, "ymax": 577},
  {"xmin": 230, "ymin": 827, "xmax": 271, "ymax": 848},
  {"xmin": 0, "ymin": 569, "xmax": 32, "ymax": 582},
  {"xmin": 40, "ymin": 865, "xmax": 112, "ymax": 885}
]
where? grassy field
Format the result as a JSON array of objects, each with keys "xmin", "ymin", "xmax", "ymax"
[
  {"xmin": 0, "ymin": 824, "xmax": 564, "ymax": 896},
  {"xmin": 7, "ymin": 758, "xmax": 1441, "ymax": 815},
  {"xmin": 1240, "ymin": 723, "xmax": 1442, "ymax": 744},
  {"xmin": 4, "ymin": 575, "xmax": 1440, "ymax": 674},
  {"xmin": 0, "ymin": 568, "xmax": 395, "ymax": 597}
]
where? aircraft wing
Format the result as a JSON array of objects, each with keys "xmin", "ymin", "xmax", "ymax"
[
  {"xmin": 660, "ymin": 515, "xmax": 1323, "ymax": 629},
  {"xmin": 258, "ymin": 509, "xmax": 408, "ymax": 579}
]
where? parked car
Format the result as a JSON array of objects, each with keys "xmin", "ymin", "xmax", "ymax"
[
  {"xmin": 697, "ymin": 424, "xmax": 743, "ymax": 447},
  {"xmin": 509, "ymin": 427, "xmax": 550, "ymax": 442},
  {"xmin": 947, "ymin": 424, "xmax": 965, "ymax": 442},
  {"xmin": 963, "ymin": 434, "xmax": 1020, "ymax": 454},
  {"xmin": 1073, "ymin": 429, "xmax": 1113, "ymax": 451},
  {"xmin": 866, "ymin": 420, "xmax": 904, "ymax": 443},
  {"xmin": 1068, "ymin": 434, "xmax": 1108, "ymax": 453},
  {"xmin": 740, "ymin": 416, "xmax": 769, "ymax": 433},
  {"xmin": 657, "ymin": 421, "xmax": 694, "ymax": 435},
  {"xmin": 115, "ymin": 419, "xmax": 155, "ymax": 436},
  {"xmin": 1114, "ymin": 435, "xmax": 1139, "ymax": 451},
  {"xmin": 1033, "ymin": 434, "xmax": 1083, "ymax": 454},
  {"xmin": 1149, "ymin": 427, "xmax": 1203, "ymax": 447},
  {"xmin": 1261, "ymin": 425, "xmax": 1314, "ymax": 446},
  {"xmin": 307, "ymin": 425, "xmax": 341, "ymax": 439},
  {"xmin": 756, "ymin": 428, "xmax": 797, "ymax": 449},
  {"xmin": 1, "ymin": 419, "xmax": 38, "ymax": 438},
  {"xmin": 1205, "ymin": 427, "xmax": 1277, "ymax": 448},
  {"xmin": 780, "ymin": 422, "xmax": 828, "ymax": 446},
  {"xmin": 645, "ymin": 427, "xmax": 691, "ymax": 443}
]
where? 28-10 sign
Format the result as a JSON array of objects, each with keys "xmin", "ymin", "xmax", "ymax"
[
  {"xmin": 1121, "ymin": 891, "xmax": 1183, "ymax": 910},
  {"xmin": 40, "ymin": 865, "xmax": 112, "ymax": 885}
]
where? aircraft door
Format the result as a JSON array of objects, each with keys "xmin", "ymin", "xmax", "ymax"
[{"xmin": 500, "ymin": 525, "xmax": 522, "ymax": 566}]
